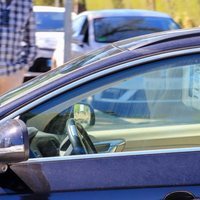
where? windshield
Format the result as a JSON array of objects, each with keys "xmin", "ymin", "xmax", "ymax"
[
  {"xmin": 94, "ymin": 16, "xmax": 180, "ymax": 43},
  {"xmin": 35, "ymin": 11, "xmax": 64, "ymax": 32}
]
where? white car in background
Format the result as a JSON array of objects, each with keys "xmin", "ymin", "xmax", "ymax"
[
  {"xmin": 52, "ymin": 9, "xmax": 180, "ymax": 68},
  {"xmin": 26, "ymin": 6, "xmax": 76, "ymax": 80}
]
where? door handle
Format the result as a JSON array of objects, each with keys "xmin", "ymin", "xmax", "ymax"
[{"xmin": 163, "ymin": 191, "xmax": 199, "ymax": 200}]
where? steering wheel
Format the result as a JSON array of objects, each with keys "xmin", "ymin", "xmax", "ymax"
[{"xmin": 60, "ymin": 118, "xmax": 97, "ymax": 155}]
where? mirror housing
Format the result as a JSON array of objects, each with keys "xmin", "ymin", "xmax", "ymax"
[
  {"xmin": 73, "ymin": 103, "xmax": 95, "ymax": 128},
  {"xmin": 72, "ymin": 35, "xmax": 84, "ymax": 47},
  {"xmin": 0, "ymin": 119, "xmax": 29, "ymax": 164}
]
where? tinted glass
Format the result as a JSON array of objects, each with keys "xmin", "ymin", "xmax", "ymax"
[
  {"xmin": 85, "ymin": 54, "xmax": 200, "ymax": 152},
  {"xmin": 94, "ymin": 16, "xmax": 180, "ymax": 43},
  {"xmin": 35, "ymin": 12, "xmax": 64, "ymax": 32}
]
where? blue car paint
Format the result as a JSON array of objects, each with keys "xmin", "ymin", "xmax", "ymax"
[{"xmin": 1, "ymin": 186, "xmax": 200, "ymax": 200}]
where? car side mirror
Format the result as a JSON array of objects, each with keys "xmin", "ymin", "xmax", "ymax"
[
  {"xmin": 73, "ymin": 103, "xmax": 95, "ymax": 128},
  {"xmin": 0, "ymin": 119, "xmax": 29, "ymax": 166},
  {"xmin": 72, "ymin": 35, "xmax": 84, "ymax": 47}
]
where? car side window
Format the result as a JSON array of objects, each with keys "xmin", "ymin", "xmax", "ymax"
[
  {"xmin": 83, "ymin": 55, "xmax": 200, "ymax": 152},
  {"xmin": 20, "ymin": 54, "xmax": 200, "ymax": 158}
]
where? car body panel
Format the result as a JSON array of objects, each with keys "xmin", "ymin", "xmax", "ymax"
[
  {"xmin": 9, "ymin": 150, "xmax": 200, "ymax": 193},
  {"xmin": 1, "ymin": 186, "xmax": 200, "ymax": 200}
]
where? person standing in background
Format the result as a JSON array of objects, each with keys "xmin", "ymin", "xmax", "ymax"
[{"xmin": 0, "ymin": 0, "xmax": 37, "ymax": 95}]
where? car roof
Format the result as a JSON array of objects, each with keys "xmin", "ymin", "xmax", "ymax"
[
  {"xmin": 79, "ymin": 9, "xmax": 172, "ymax": 19},
  {"xmin": 33, "ymin": 6, "xmax": 65, "ymax": 12}
]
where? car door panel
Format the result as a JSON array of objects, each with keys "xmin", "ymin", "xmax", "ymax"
[
  {"xmin": 10, "ymin": 150, "xmax": 200, "ymax": 193},
  {"xmin": 1, "ymin": 186, "xmax": 200, "ymax": 200}
]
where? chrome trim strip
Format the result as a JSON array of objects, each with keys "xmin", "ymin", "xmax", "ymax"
[
  {"xmin": 23, "ymin": 146, "xmax": 200, "ymax": 164},
  {"xmin": 3, "ymin": 47, "xmax": 200, "ymax": 122}
]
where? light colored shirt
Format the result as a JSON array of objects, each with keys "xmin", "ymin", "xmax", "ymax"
[{"xmin": 0, "ymin": 0, "xmax": 37, "ymax": 75}]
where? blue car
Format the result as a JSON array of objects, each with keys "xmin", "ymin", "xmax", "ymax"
[{"xmin": 1, "ymin": 28, "xmax": 200, "ymax": 199}]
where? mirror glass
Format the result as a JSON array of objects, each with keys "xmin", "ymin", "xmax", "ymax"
[
  {"xmin": 0, "ymin": 119, "xmax": 29, "ymax": 163},
  {"xmin": 73, "ymin": 103, "xmax": 94, "ymax": 128}
]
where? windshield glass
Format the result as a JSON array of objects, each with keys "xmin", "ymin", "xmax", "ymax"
[
  {"xmin": 35, "ymin": 11, "xmax": 64, "ymax": 32},
  {"xmin": 94, "ymin": 16, "xmax": 180, "ymax": 43}
]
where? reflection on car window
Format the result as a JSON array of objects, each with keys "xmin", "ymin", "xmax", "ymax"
[
  {"xmin": 85, "ymin": 55, "xmax": 200, "ymax": 152},
  {"xmin": 20, "ymin": 54, "xmax": 200, "ymax": 158},
  {"xmin": 94, "ymin": 17, "xmax": 180, "ymax": 43}
]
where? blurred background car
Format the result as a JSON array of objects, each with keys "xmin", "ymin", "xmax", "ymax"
[
  {"xmin": 52, "ymin": 9, "xmax": 180, "ymax": 68},
  {"xmin": 25, "ymin": 6, "xmax": 76, "ymax": 81}
]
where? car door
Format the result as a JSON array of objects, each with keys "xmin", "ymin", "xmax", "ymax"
[{"xmin": 2, "ymin": 51, "xmax": 200, "ymax": 199}]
